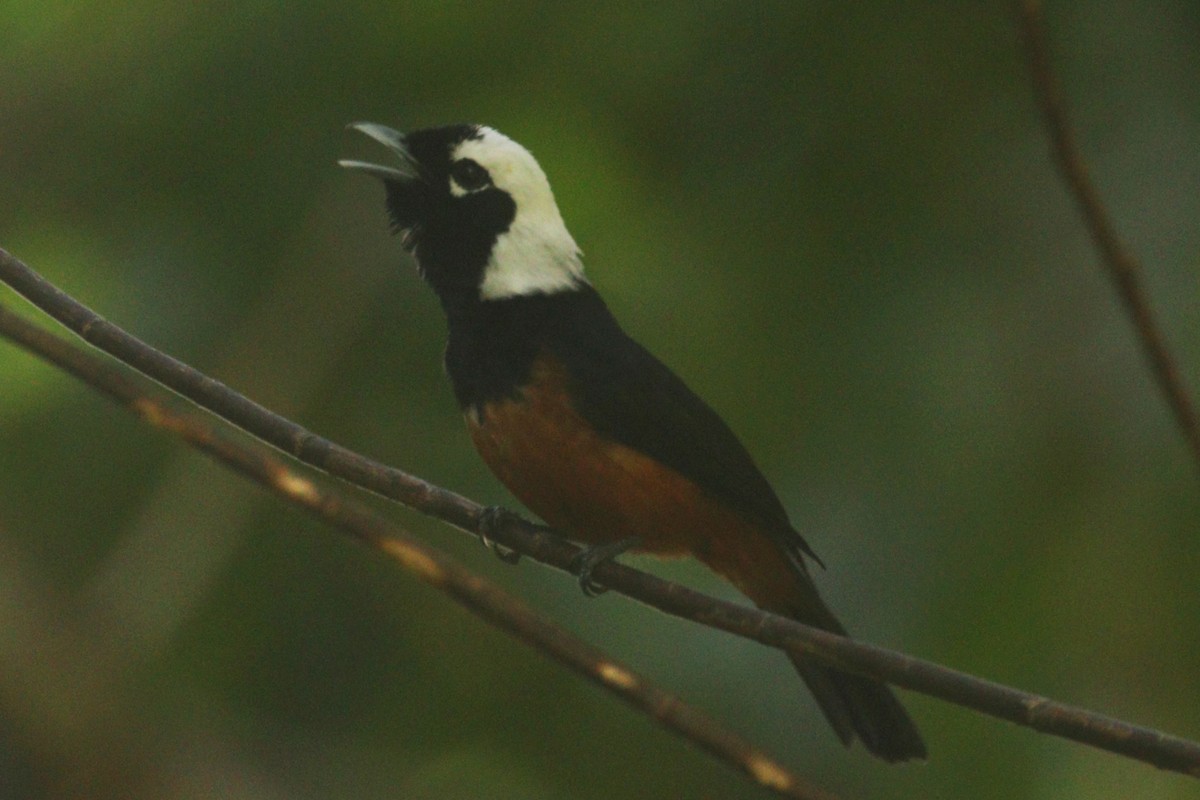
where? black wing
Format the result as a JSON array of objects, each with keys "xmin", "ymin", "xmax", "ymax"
[{"xmin": 547, "ymin": 289, "xmax": 821, "ymax": 568}]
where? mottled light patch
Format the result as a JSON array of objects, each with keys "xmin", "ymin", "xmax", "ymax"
[
  {"xmin": 453, "ymin": 127, "xmax": 586, "ymax": 299},
  {"xmin": 597, "ymin": 661, "xmax": 638, "ymax": 690},
  {"xmin": 464, "ymin": 404, "xmax": 482, "ymax": 427},
  {"xmin": 378, "ymin": 538, "xmax": 446, "ymax": 584},
  {"xmin": 273, "ymin": 470, "xmax": 320, "ymax": 504},
  {"xmin": 745, "ymin": 754, "xmax": 794, "ymax": 792},
  {"xmin": 132, "ymin": 397, "xmax": 166, "ymax": 427}
]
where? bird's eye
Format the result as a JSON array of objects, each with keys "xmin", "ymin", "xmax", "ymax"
[{"xmin": 450, "ymin": 159, "xmax": 491, "ymax": 192}]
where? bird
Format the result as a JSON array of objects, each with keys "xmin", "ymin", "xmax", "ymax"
[{"xmin": 340, "ymin": 122, "xmax": 926, "ymax": 762}]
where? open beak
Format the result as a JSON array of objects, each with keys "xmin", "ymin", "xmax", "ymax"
[{"xmin": 338, "ymin": 122, "xmax": 420, "ymax": 182}]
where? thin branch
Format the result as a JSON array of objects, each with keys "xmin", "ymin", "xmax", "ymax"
[
  {"xmin": 2, "ymin": 249, "xmax": 1200, "ymax": 777},
  {"xmin": 0, "ymin": 305, "xmax": 829, "ymax": 800},
  {"xmin": 1016, "ymin": 0, "xmax": 1200, "ymax": 469}
]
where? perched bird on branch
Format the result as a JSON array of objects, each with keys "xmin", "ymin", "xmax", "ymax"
[{"xmin": 342, "ymin": 123, "xmax": 925, "ymax": 762}]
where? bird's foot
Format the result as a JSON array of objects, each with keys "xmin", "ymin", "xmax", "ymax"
[
  {"xmin": 570, "ymin": 537, "xmax": 641, "ymax": 597},
  {"xmin": 477, "ymin": 506, "xmax": 524, "ymax": 565}
]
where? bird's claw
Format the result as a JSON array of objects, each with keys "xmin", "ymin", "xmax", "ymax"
[
  {"xmin": 569, "ymin": 537, "xmax": 640, "ymax": 597},
  {"xmin": 477, "ymin": 506, "xmax": 523, "ymax": 565}
]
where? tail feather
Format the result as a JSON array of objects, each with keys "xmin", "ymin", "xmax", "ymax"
[
  {"xmin": 779, "ymin": 592, "xmax": 926, "ymax": 762},
  {"xmin": 790, "ymin": 654, "xmax": 926, "ymax": 762},
  {"xmin": 701, "ymin": 527, "xmax": 925, "ymax": 761}
]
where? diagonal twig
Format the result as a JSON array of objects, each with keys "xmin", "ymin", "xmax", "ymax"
[
  {"xmin": 0, "ymin": 304, "xmax": 830, "ymax": 800},
  {"xmin": 2, "ymin": 247, "xmax": 1200, "ymax": 776},
  {"xmin": 1016, "ymin": 0, "xmax": 1200, "ymax": 469}
]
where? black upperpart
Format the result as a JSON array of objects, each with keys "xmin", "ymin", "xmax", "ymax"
[{"xmin": 441, "ymin": 284, "xmax": 823, "ymax": 567}]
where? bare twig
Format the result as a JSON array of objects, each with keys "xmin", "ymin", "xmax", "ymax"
[
  {"xmin": 2, "ymin": 248, "xmax": 1200, "ymax": 776},
  {"xmin": 1016, "ymin": 0, "xmax": 1200, "ymax": 469},
  {"xmin": 0, "ymin": 305, "xmax": 828, "ymax": 800}
]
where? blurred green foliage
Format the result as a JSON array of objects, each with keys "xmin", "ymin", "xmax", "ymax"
[{"xmin": 2, "ymin": 2, "xmax": 1199, "ymax": 798}]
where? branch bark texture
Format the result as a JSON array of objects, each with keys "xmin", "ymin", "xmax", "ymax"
[
  {"xmin": 2, "ymin": 247, "xmax": 1199, "ymax": 777},
  {"xmin": 0, "ymin": 302, "xmax": 827, "ymax": 800}
]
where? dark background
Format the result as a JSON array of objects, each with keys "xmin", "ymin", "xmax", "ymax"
[{"xmin": 2, "ymin": 3, "xmax": 1198, "ymax": 798}]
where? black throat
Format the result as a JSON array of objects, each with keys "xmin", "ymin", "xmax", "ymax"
[{"xmin": 441, "ymin": 285, "xmax": 613, "ymax": 412}]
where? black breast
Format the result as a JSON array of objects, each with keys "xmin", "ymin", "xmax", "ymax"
[{"xmin": 442, "ymin": 289, "xmax": 601, "ymax": 411}]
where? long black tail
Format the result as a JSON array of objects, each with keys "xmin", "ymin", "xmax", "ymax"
[
  {"xmin": 784, "ymin": 597, "xmax": 926, "ymax": 762},
  {"xmin": 789, "ymin": 653, "xmax": 926, "ymax": 762},
  {"xmin": 706, "ymin": 531, "xmax": 925, "ymax": 761}
]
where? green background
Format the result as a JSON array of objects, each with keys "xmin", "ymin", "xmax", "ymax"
[{"xmin": 2, "ymin": 2, "xmax": 1198, "ymax": 798}]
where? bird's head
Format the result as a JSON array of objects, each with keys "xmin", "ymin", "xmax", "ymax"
[{"xmin": 341, "ymin": 123, "xmax": 585, "ymax": 304}]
